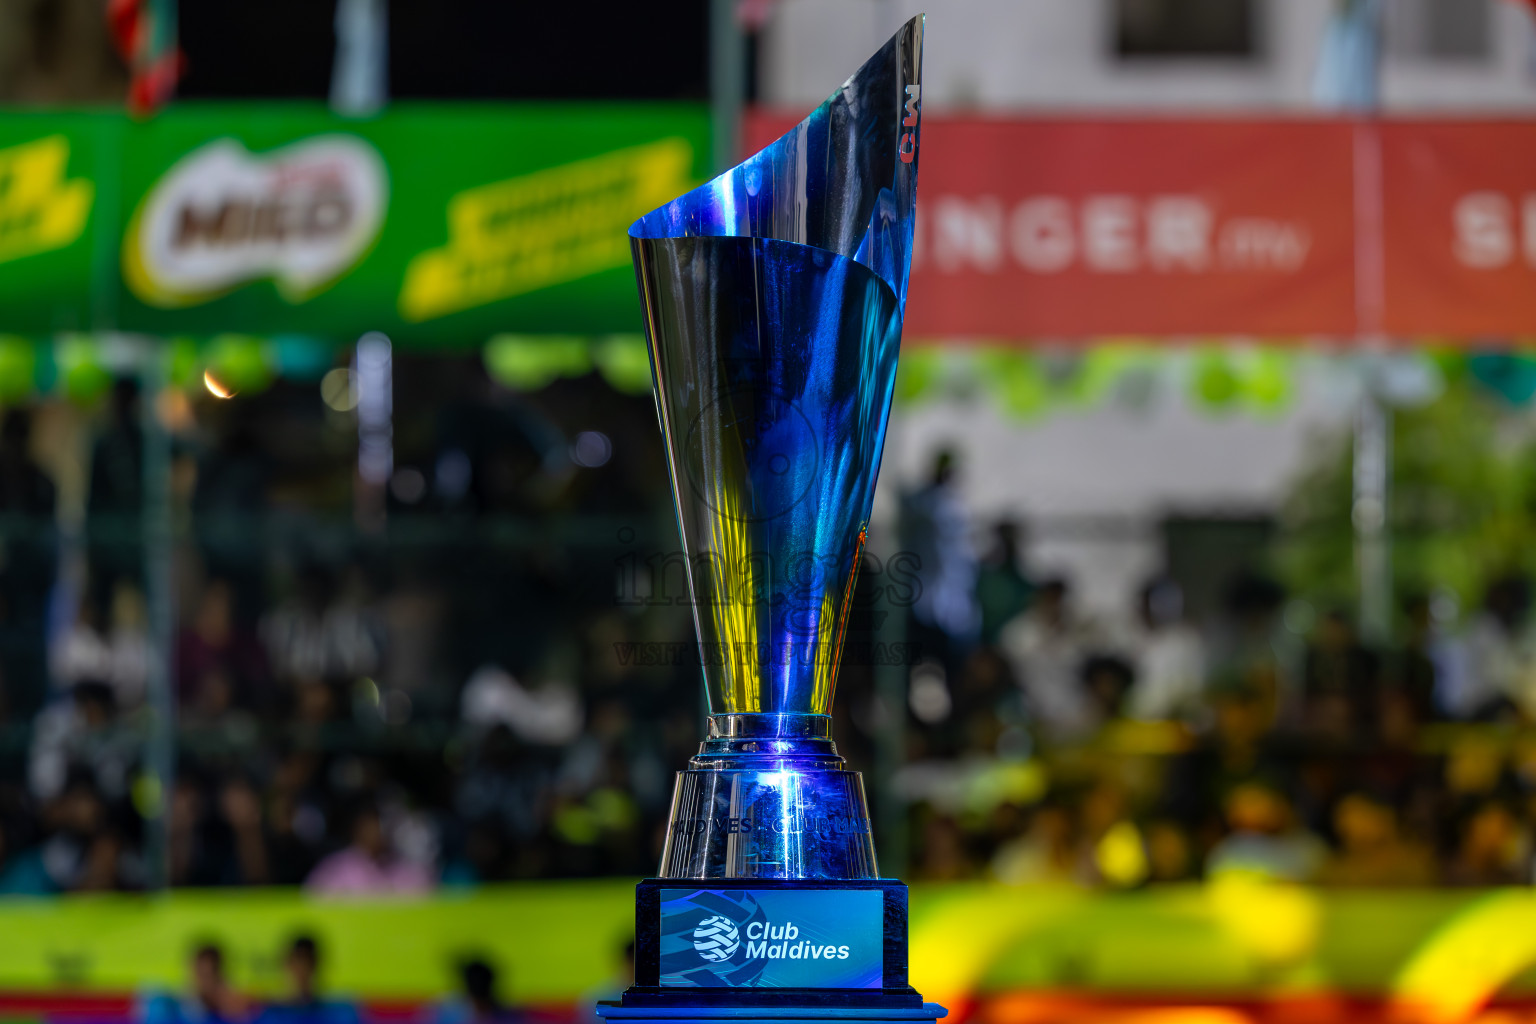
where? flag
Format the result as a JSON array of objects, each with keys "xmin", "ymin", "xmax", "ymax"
[{"xmin": 107, "ymin": 0, "xmax": 182, "ymax": 115}]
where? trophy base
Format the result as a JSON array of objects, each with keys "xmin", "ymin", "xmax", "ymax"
[
  {"xmin": 658, "ymin": 715, "xmax": 878, "ymax": 879},
  {"xmin": 624, "ymin": 877, "xmax": 927, "ymax": 1008},
  {"xmin": 659, "ymin": 768, "xmax": 878, "ymax": 879}
]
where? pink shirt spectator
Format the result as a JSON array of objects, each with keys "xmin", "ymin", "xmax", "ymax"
[{"xmin": 305, "ymin": 848, "xmax": 433, "ymax": 895}]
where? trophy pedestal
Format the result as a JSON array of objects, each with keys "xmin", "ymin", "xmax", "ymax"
[
  {"xmin": 597, "ymin": 1002, "xmax": 949, "ymax": 1024},
  {"xmin": 605, "ymin": 878, "xmax": 943, "ymax": 1021},
  {"xmin": 659, "ymin": 763, "xmax": 878, "ymax": 880}
]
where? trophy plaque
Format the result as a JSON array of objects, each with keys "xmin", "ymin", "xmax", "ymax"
[{"xmin": 599, "ymin": 16, "xmax": 942, "ymax": 1024}]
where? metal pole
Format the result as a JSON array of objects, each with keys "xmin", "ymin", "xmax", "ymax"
[
  {"xmin": 709, "ymin": 0, "xmax": 745, "ymax": 175},
  {"xmin": 1320, "ymin": 0, "xmax": 1392, "ymax": 644},
  {"xmin": 139, "ymin": 343, "xmax": 176, "ymax": 890},
  {"xmin": 1353, "ymin": 124, "xmax": 1390, "ymax": 644},
  {"xmin": 331, "ymin": 0, "xmax": 389, "ymax": 116},
  {"xmin": 1354, "ymin": 392, "xmax": 1391, "ymax": 644}
]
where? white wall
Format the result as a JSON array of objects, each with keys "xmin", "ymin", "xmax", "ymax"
[
  {"xmin": 759, "ymin": 0, "xmax": 1536, "ymax": 112},
  {"xmin": 871, "ymin": 360, "xmax": 1358, "ymax": 618}
]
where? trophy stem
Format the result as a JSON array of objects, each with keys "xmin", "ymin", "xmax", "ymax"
[{"xmin": 698, "ymin": 713, "xmax": 839, "ymax": 760}]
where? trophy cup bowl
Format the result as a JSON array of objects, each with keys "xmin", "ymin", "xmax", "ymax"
[{"xmin": 605, "ymin": 15, "xmax": 942, "ymax": 1012}]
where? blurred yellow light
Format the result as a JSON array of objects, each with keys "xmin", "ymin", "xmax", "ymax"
[
  {"xmin": 203, "ymin": 369, "xmax": 236, "ymax": 399},
  {"xmin": 321, "ymin": 367, "xmax": 359, "ymax": 411},
  {"xmin": 1208, "ymin": 871, "xmax": 1320, "ymax": 965},
  {"xmin": 1391, "ymin": 890, "xmax": 1536, "ymax": 1024},
  {"xmin": 1095, "ymin": 820, "xmax": 1150, "ymax": 888}
]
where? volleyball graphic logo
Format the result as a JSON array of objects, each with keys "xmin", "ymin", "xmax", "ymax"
[{"xmin": 691, "ymin": 915, "xmax": 741, "ymax": 962}]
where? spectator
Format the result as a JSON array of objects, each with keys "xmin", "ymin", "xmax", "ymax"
[
  {"xmin": 462, "ymin": 665, "xmax": 581, "ymax": 746},
  {"xmin": 305, "ymin": 803, "xmax": 434, "ymax": 896},
  {"xmin": 1302, "ymin": 609, "xmax": 1380, "ymax": 739},
  {"xmin": 436, "ymin": 959, "xmax": 521, "ymax": 1024},
  {"xmin": 1122, "ymin": 577, "xmax": 1206, "ymax": 722},
  {"xmin": 192, "ymin": 422, "xmax": 269, "ymax": 613},
  {"xmin": 1386, "ymin": 594, "xmax": 1441, "ymax": 730},
  {"xmin": 1075, "ymin": 780, "xmax": 1134, "ymax": 885},
  {"xmin": 0, "ymin": 816, "xmax": 52, "ymax": 895},
  {"xmin": 220, "ymin": 780, "xmax": 271, "ymax": 885},
  {"xmin": 1209, "ymin": 573, "xmax": 1291, "ymax": 723},
  {"xmin": 1319, "ymin": 792, "xmax": 1435, "ymax": 886},
  {"xmin": 322, "ymin": 565, "xmax": 387, "ymax": 680},
  {"xmin": 1144, "ymin": 819, "xmax": 1195, "ymax": 883},
  {"xmin": 899, "ymin": 450, "xmax": 980, "ymax": 678},
  {"xmin": 259, "ymin": 935, "xmax": 360, "ymax": 1024},
  {"xmin": 1081, "ymin": 654, "xmax": 1135, "ymax": 723},
  {"xmin": 266, "ymin": 753, "xmax": 330, "ymax": 885},
  {"xmin": 53, "ymin": 584, "xmax": 152, "ymax": 710},
  {"xmin": 144, "ymin": 943, "xmax": 251, "ymax": 1024},
  {"xmin": 1446, "ymin": 800, "xmax": 1529, "ymax": 886},
  {"xmin": 261, "ymin": 567, "xmax": 332, "ymax": 684},
  {"xmin": 38, "ymin": 776, "xmax": 125, "ymax": 891},
  {"xmin": 29, "ymin": 682, "xmax": 134, "ymax": 804},
  {"xmin": 177, "ymin": 579, "xmax": 268, "ymax": 715},
  {"xmin": 0, "ymin": 407, "xmax": 56, "ymax": 716},
  {"xmin": 999, "ymin": 578, "xmax": 1101, "ymax": 739},
  {"xmin": 49, "ymin": 596, "xmax": 111, "ymax": 696},
  {"xmin": 975, "ymin": 520, "xmax": 1033, "ymax": 647},
  {"xmin": 951, "ymin": 646, "xmax": 1016, "ymax": 754},
  {"xmin": 105, "ymin": 582, "xmax": 153, "ymax": 708},
  {"xmin": 261, "ymin": 565, "xmax": 388, "ymax": 687},
  {"xmin": 991, "ymin": 804, "xmax": 1075, "ymax": 885},
  {"xmin": 1456, "ymin": 575, "xmax": 1533, "ymax": 720},
  {"xmin": 169, "ymin": 777, "xmax": 271, "ymax": 888},
  {"xmin": 1206, "ymin": 781, "xmax": 1326, "ymax": 883},
  {"xmin": 86, "ymin": 380, "xmax": 143, "ymax": 607}
]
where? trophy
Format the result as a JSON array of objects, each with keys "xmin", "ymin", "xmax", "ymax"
[{"xmin": 599, "ymin": 16, "xmax": 942, "ymax": 1022}]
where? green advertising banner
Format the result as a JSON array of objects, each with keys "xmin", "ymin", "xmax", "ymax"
[
  {"xmin": 0, "ymin": 104, "xmax": 710, "ymax": 345},
  {"xmin": 0, "ymin": 113, "xmax": 121, "ymax": 334}
]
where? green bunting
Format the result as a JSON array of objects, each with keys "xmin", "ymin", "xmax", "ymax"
[
  {"xmin": 0, "ymin": 335, "xmax": 36, "ymax": 403},
  {"xmin": 484, "ymin": 334, "xmax": 591, "ymax": 392}
]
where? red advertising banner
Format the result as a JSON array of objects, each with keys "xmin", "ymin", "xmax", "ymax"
[
  {"xmin": 746, "ymin": 114, "xmax": 1360, "ymax": 339},
  {"xmin": 1380, "ymin": 122, "xmax": 1536, "ymax": 338}
]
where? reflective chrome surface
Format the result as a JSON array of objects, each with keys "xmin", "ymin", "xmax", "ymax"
[
  {"xmin": 631, "ymin": 15, "xmax": 922, "ymax": 723},
  {"xmin": 631, "ymin": 17, "xmax": 922, "ymax": 880},
  {"xmin": 659, "ymin": 760, "xmax": 877, "ymax": 879}
]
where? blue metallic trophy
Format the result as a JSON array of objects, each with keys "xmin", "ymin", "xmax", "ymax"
[{"xmin": 598, "ymin": 15, "xmax": 943, "ymax": 1024}]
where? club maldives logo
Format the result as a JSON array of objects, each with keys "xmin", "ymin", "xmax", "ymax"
[
  {"xmin": 659, "ymin": 888, "xmax": 880, "ymax": 988},
  {"xmin": 691, "ymin": 916, "xmax": 739, "ymax": 962},
  {"xmin": 123, "ymin": 135, "xmax": 387, "ymax": 308},
  {"xmin": 694, "ymin": 914, "xmax": 850, "ymax": 964}
]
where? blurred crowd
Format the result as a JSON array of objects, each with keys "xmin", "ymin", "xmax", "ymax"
[
  {"xmin": 0, "ymin": 364, "xmax": 697, "ymax": 894},
  {"xmin": 142, "ymin": 933, "xmax": 534, "ymax": 1024},
  {"xmin": 891, "ymin": 451, "xmax": 1536, "ymax": 889},
  {"xmin": 3, "ymin": 369, "xmax": 1536, "ymax": 894}
]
